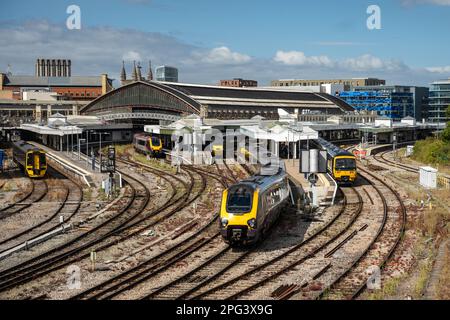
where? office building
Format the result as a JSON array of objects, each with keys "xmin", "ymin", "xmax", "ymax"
[
  {"xmin": 271, "ymin": 78, "xmax": 386, "ymax": 91},
  {"xmin": 351, "ymin": 85, "xmax": 429, "ymax": 121},
  {"xmin": 339, "ymin": 87, "xmax": 414, "ymax": 119},
  {"xmin": 429, "ymin": 79, "xmax": 450, "ymax": 123},
  {"xmin": 155, "ymin": 65, "xmax": 178, "ymax": 83}
]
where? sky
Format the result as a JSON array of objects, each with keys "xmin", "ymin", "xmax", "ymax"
[{"xmin": 0, "ymin": 0, "xmax": 449, "ymax": 87}]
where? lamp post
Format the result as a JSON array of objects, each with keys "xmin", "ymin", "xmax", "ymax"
[
  {"xmin": 90, "ymin": 131, "xmax": 110, "ymax": 172},
  {"xmin": 86, "ymin": 131, "xmax": 89, "ymax": 167}
]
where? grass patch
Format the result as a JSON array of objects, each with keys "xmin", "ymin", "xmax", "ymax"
[
  {"xmin": 366, "ymin": 276, "xmax": 402, "ymax": 300},
  {"xmin": 414, "ymin": 257, "xmax": 433, "ymax": 298},
  {"xmin": 83, "ymin": 188, "xmax": 92, "ymax": 201},
  {"xmin": 412, "ymin": 138, "xmax": 450, "ymax": 166},
  {"xmin": 436, "ymin": 244, "xmax": 450, "ymax": 299}
]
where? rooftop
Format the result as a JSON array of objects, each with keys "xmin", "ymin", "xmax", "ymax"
[{"xmin": 2, "ymin": 75, "xmax": 109, "ymax": 87}]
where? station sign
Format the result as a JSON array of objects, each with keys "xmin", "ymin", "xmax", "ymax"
[{"xmin": 299, "ymin": 149, "xmax": 327, "ymax": 174}]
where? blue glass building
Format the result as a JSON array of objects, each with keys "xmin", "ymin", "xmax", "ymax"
[{"xmin": 339, "ymin": 86, "xmax": 416, "ymax": 119}]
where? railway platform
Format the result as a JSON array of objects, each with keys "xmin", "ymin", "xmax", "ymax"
[
  {"xmin": 284, "ymin": 159, "xmax": 335, "ymax": 208},
  {"xmin": 28, "ymin": 141, "xmax": 108, "ymax": 188}
]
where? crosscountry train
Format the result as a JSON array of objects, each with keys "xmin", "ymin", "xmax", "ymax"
[
  {"xmin": 219, "ymin": 161, "xmax": 291, "ymax": 245},
  {"xmin": 12, "ymin": 141, "xmax": 47, "ymax": 178},
  {"xmin": 133, "ymin": 133, "xmax": 164, "ymax": 158},
  {"xmin": 314, "ymin": 137, "xmax": 357, "ymax": 184}
]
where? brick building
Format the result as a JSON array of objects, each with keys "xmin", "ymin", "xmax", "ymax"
[{"xmin": 0, "ymin": 73, "xmax": 113, "ymax": 101}]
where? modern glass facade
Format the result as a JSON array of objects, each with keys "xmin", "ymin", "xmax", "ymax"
[
  {"xmin": 339, "ymin": 90, "xmax": 414, "ymax": 119},
  {"xmin": 429, "ymin": 80, "xmax": 450, "ymax": 123},
  {"xmin": 155, "ymin": 66, "xmax": 178, "ymax": 83}
]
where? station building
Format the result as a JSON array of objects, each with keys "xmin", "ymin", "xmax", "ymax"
[
  {"xmin": 0, "ymin": 58, "xmax": 114, "ymax": 127},
  {"xmin": 80, "ymin": 80, "xmax": 355, "ymax": 125}
]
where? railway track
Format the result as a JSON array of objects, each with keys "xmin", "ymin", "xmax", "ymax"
[
  {"xmin": 67, "ymin": 156, "xmax": 251, "ymax": 299},
  {"xmin": 373, "ymin": 149, "xmax": 418, "ymax": 174},
  {"xmin": 0, "ymin": 178, "xmax": 48, "ymax": 220},
  {"xmin": 0, "ymin": 154, "xmax": 223, "ymax": 297},
  {"xmin": 69, "ymin": 161, "xmax": 233, "ymax": 300},
  {"xmin": 0, "ymin": 175, "xmax": 83, "ymax": 256},
  {"xmin": 314, "ymin": 165, "xmax": 406, "ymax": 300},
  {"xmin": 147, "ymin": 187, "xmax": 358, "ymax": 300},
  {"xmin": 0, "ymin": 169, "xmax": 150, "ymax": 293}
]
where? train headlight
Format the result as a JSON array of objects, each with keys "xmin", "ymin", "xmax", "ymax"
[
  {"xmin": 247, "ymin": 218, "xmax": 257, "ymax": 229},
  {"xmin": 221, "ymin": 218, "xmax": 228, "ymax": 227}
]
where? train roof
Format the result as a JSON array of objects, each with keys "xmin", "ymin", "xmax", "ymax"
[
  {"xmin": 231, "ymin": 163, "xmax": 287, "ymax": 193},
  {"xmin": 12, "ymin": 141, "xmax": 44, "ymax": 153},
  {"xmin": 315, "ymin": 137, "xmax": 354, "ymax": 158}
]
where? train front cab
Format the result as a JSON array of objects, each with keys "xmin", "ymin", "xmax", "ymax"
[
  {"xmin": 333, "ymin": 155, "xmax": 357, "ymax": 184},
  {"xmin": 219, "ymin": 185, "xmax": 259, "ymax": 245},
  {"xmin": 26, "ymin": 150, "xmax": 47, "ymax": 178},
  {"xmin": 148, "ymin": 136, "xmax": 163, "ymax": 158}
]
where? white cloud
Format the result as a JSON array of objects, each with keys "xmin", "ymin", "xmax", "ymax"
[
  {"xmin": 273, "ymin": 52, "xmax": 406, "ymax": 72},
  {"xmin": 273, "ymin": 50, "xmax": 334, "ymax": 67},
  {"xmin": 426, "ymin": 66, "xmax": 450, "ymax": 73},
  {"xmin": 122, "ymin": 51, "xmax": 142, "ymax": 62},
  {"xmin": 0, "ymin": 20, "xmax": 442, "ymax": 87},
  {"xmin": 199, "ymin": 46, "xmax": 251, "ymax": 65},
  {"xmin": 341, "ymin": 54, "xmax": 407, "ymax": 71}
]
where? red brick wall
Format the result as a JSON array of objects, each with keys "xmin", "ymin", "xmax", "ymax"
[{"xmin": 1, "ymin": 86, "xmax": 102, "ymax": 101}]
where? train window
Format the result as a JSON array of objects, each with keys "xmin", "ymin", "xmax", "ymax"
[
  {"xmin": 40, "ymin": 153, "xmax": 46, "ymax": 166},
  {"xmin": 335, "ymin": 158, "xmax": 356, "ymax": 170},
  {"xmin": 138, "ymin": 140, "xmax": 145, "ymax": 146},
  {"xmin": 227, "ymin": 186, "xmax": 253, "ymax": 214},
  {"xmin": 26, "ymin": 153, "xmax": 33, "ymax": 166}
]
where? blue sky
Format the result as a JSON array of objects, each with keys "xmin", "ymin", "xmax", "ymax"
[{"xmin": 1, "ymin": 0, "xmax": 449, "ymax": 86}]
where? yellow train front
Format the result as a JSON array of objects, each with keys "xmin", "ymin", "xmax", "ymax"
[
  {"xmin": 219, "ymin": 163, "xmax": 291, "ymax": 245},
  {"xmin": 12, "ymin": 141, "xmax": 47, "ymax": 178},
  {"xmin": 331, "ymin": 154, "xmax": 357, "ymax": 184},
  {"xmin": 315, "ymin": 138, "xmax": 357, "ymax": 184}
]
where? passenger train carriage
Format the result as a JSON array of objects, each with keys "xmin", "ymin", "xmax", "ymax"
[
  {"xmin": 313, "ymin": 137, "xmax": 357, "ymax": 184},
  {"xmin": 12, "ymin": 141, "xmax": 47, "ymax": 178},
  {"xmin": 219, "ymin": 161, "xmax": 291, "ymax": 245},
  {"xmin": 133, "ymin": 133, "xmax": 164, "ymax": 158}
]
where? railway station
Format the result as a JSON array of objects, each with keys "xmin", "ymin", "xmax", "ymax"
[{"xmin": 1, "ymin": 0, "xmax": 449, "ymax": 305}]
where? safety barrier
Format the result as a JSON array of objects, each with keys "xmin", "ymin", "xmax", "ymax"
[{"xmin": 438, "ymin": 175, "xmax": 450, "ymax": 190}]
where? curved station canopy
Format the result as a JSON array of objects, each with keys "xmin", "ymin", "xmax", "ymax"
[{"xmin": 80, "ymin": 80, "xmax": 354, "ymax": 123}]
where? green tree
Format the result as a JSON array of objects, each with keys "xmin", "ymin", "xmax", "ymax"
[
  {"xmin": 443, "ymin": 123, "xmax": 450, "ymax": 143},
  {"xmin": 439, "ymin": 106, "xmax": 450, "ymax": 142}
]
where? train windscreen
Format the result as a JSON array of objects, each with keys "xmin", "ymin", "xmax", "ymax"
[
  {"xmin": 335, "ymin": 158, "xmax": 356, "ymax": 170},
  {"xmin": 40, "ymin": 153, "xmax": 46, "ymax": 166},
  {"xmin": 26, "ymin": 152, "xmax": 33, "ymax": 167},
  {"xmin": 151, "ymin": 137, "xmax": 161, "ymax": 146},
  {"xmin": 226, "ymin": 186, "xmax": 253, "ymax": 214}
]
